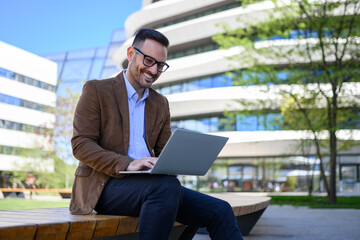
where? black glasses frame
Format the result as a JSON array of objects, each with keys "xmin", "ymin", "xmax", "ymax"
[{"xmin": 133, "ymin": 47, "xmax": 169, "ymax": 73}]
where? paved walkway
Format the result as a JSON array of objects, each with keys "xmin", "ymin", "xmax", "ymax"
[{"xmin": 194, "ymin": 205, "xmax": 360, "ymax": 240}]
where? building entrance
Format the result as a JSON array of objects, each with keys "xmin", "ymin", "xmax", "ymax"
[{"xmin": 339, "ymin": 164, "xmax": 360, "ymax": 193}]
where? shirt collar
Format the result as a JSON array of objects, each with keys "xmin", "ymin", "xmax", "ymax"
[{"xmin": 123, "ymin": 70, "xmax": 149, "ymax": 102}]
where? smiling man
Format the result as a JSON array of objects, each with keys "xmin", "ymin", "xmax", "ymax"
[{"xmin": 70, "ymin": 28, "xmax": 243, "ymax": 240}]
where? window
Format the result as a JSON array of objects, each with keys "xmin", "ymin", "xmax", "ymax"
[
  {"xmin": 0, "ymin": 67, "xmax": 55, "ymax": 92},
  {"xmin": 0, "ymin": 93, "xmax": 51, "ymax": 112}
]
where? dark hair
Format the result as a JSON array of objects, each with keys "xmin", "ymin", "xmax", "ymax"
[{"xmin": 132, "ymin": 28, "xmax": 169, "ymax": 48}]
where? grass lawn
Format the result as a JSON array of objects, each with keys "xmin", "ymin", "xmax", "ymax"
[
  {"xmin": 269, "ymin": 195, "xmax": 360, "ymax": 209},
  {"xmin": 0, "ymin": 198, "xmax": 69, "ymax": 211}
]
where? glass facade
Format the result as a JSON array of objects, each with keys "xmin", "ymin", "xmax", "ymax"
[
  {"xmin": 42, "ymin": 28, "xmax": 126, "ymax": 96},
  {"xmin": 180, "ymin": 155, "xmax": 326, "ymax": 192},
  {"xmin": 178, "ymin": 155, "xmax": 359, "ymax": 193},
  {"xmin": 172, "ymin": 113, "xmax": 283, "ymax": 133},
  {"xmin": 156, "ymin": 68, "xmax": 360, "ymax": 95},
  {"xmin": 167, "ymin": 42, "xmax": 219, "ymax": 60},
  {"xmin": 155, "ymin": 73, "xmax": 233, "ymax": 94}
]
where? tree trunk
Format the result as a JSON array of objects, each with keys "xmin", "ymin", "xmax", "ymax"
[
  {"xmin": 314, "ymin": 137, "xmax": 330, "ymax": 195},
  {"xmin": 329, "ymin": 129, "xmax": 337, "ymax": 204},
  {"xmin": 328, "ymin": 91, "xmax": 338, "ymax": 204}
]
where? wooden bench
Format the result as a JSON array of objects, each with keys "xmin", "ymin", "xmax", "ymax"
[
  {"xmin": 0, "ymin": 188, "xmax": 72, "ymax": 199},
  {"xmin": 0, "ymin": 193, "xmax": 271, "ymax": 240}
]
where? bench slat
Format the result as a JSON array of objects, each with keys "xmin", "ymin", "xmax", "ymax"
[
  {"xmin": 92, "ymin": 218, "xmax": 119, "ymax": 239},
  {"xmin": 0, "ymin": 225, "xmax": 37, "ymax": 240},
  {"xmin": 66, "ymin": 221, "xmax": 96, "ymax": 240},
  {"xmin": 115, "ymin": 216, "xmax": 139, "ymax": 235},
  {"xmin": 36, "ymin": 223, "xmax": 69, "ymax": 240}
]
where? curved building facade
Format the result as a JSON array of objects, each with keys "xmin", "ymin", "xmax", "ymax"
[{"xmin": 113, "ymin": 0, "xmax": 360, "ymax": 193}]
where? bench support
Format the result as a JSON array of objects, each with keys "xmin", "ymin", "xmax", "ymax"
[
  {"xmin": 236, "ymin": 207, "xmax": 267, "ymax": 236},
  {"xmin": 190, "ymin": 206, "xmax": 268, "ymax": 237}
]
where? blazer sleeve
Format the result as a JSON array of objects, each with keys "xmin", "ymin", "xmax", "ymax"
[{"xmin": 71, "ymin": 81, "xmax": 133, "ymax": 177}]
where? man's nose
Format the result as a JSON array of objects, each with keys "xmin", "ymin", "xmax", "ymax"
[{"xmin": 148, "ymin": 64, "xmax": 158, "ymax": 75}]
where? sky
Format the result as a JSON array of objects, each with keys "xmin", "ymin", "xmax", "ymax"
[{"xmin": 0, "ymin": 0, "xmax": 142, "ymax": 55}]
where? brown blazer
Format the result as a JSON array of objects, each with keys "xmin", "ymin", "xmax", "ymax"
[{"xmin": 70, "ymin": 72, "xmax": 172, "ymax": 215}]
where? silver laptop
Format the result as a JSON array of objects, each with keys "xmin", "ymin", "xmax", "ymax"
[{"xmin": 119, "ymin": 129, "xmax": 228, "ymax": 176}]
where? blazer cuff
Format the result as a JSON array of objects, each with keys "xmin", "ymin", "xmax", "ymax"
[{"xmin": 113, "ymin": 155, "xmax": 134, "ymax": 177}]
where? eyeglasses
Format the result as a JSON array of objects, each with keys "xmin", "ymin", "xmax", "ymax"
[{"xmin": 133, "ymin": 47, "xmax": 170, "ymax": 73}]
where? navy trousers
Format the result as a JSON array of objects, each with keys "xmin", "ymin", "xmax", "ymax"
[{"xmin": 95, "ymin": 175, "xmax": 243, "ymax": 240}]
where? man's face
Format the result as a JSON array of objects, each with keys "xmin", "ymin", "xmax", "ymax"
[{"xmin": 126, "ymin": 39, "xmax": 168, "ymax": 91}]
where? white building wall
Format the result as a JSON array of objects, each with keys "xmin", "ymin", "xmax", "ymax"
[
  {"xmin": 128, "ymin": 0, "xmax": 231, "ymax": 38},
  {"xmin": 0, "ymin": 42, "xmax": 56, "ymax": 85},
  {"xmin": 1, "ymin": 77, "xmax": 56, "ymax": 107},
  {"xmin": 0, "ymin": 103, "xmax": 55, "ymax": 128},
  {"xmin": 0, "ymin": 41, "xmax": 57, "ymax": 172}
]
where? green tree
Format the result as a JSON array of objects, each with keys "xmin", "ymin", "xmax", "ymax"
[
  {"xmin": 13, "ymin": 155, "xmax": 75, "ymax": 189},
  {"xmin": 12, "ymin": 127, "xmax": 76, "ymax": 189},
  {"xmin": 13, "ymin": 85, "xmax": 80, "ymax": 189},
  {"xmin": 52, "ymin": 85, "xmax": 81, "ymax": 188},
  {"xmin": 54, "ymin": 87, "xmax": 81, "ymax": 165},
  {"xmin": 214, "ymin": 0, "xmax": 360, "ymax": 204},
  {"xmin": 285, "ymin": 176, "xmax": 297, "ymax": 190}
]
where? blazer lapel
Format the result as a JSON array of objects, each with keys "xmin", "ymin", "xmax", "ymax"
[
  {"xmin": 145, "ymin": 91, "xmax": 157, "ymax": 148},
  {"xmin": 113, "ymin": 72, "xmax": 130, "ymax": 154}
]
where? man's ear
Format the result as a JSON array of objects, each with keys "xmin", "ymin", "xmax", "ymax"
[{"xmin": 127, "ymin": 46, "xmax": 135, "ymax": 62}]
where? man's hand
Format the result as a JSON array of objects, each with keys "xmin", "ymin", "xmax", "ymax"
[{"xmin": 126, "ymin": 157, "xmax": 158, "ymax": 171}]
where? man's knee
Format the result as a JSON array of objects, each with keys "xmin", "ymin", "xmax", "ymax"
[
  {"xmin": 211, "ymin": 199, "xmax": 235, "ymax": 221},
  {"xmin": 149, "ymin": 176, "xmax": 182, "ymax": 198}
]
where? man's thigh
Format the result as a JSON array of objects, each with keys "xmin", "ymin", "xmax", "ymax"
[{"xmin": 94, "ymin": 175, "xmax": 179, "ymax": 216}]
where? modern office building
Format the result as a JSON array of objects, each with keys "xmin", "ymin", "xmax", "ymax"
[
  {"xmin": 0, "ymin": 41, "xmax": 57, "ymax": 187},
  {"xmin": 113, "ymin": 0, "xmax": 360, "ymax": 193}
]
